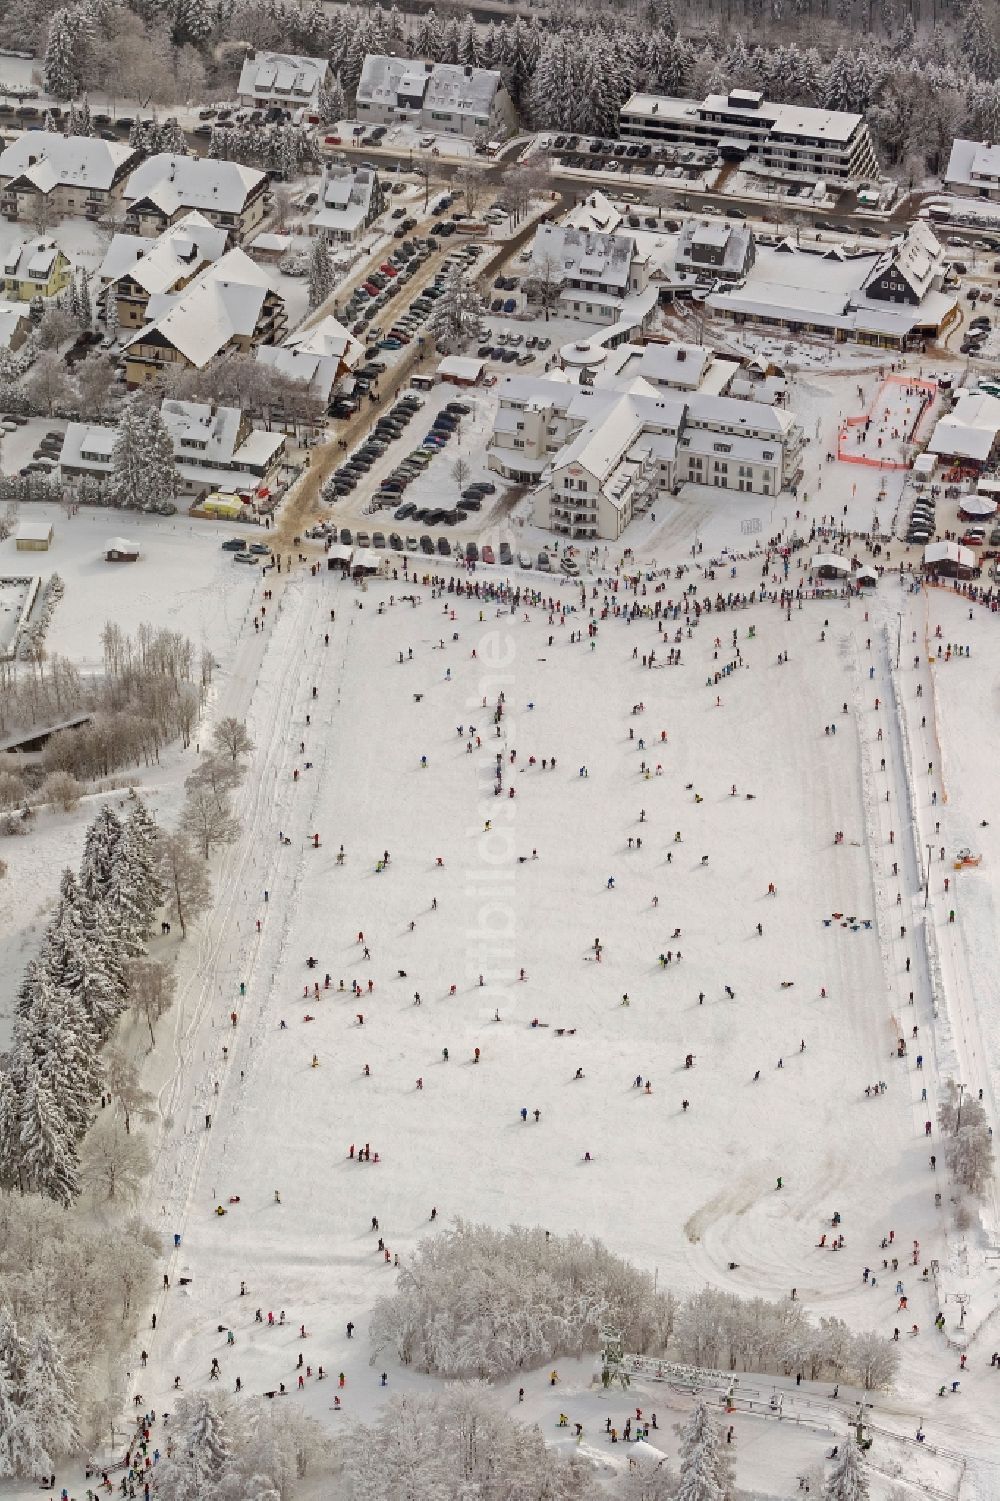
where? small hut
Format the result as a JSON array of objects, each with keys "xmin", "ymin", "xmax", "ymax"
[
  {"xmin": 15, "ymin": 520, "xmax": 53, "ymax": 551},
  {"xmin": 105, "ymin": 536, "xmax": 140, "ymax": 562},
  {"xmin": 922, "ymin": 540, "xmax": 976, "ymax": 578}
]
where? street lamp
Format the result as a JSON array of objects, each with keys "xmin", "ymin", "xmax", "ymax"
[
  {"xmin": 896, "ymin": 611, "xmax": 902, "ymax": 669},
  {"xmin": 925, "ymin": 843, "xmax": 932, "ymax": 908}
]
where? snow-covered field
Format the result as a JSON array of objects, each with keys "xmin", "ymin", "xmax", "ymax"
[
  {"xmin": 5, "ymin": 339, "xmax": 1000, "ymax": 1500},
  {"xmin": 0, "ymin": 503, "xmax": 261, "ymax": 668},
  {"xmin": 0, "ymin": 507, "xmax": 259, "ymax": 1053},
  {"xmin": 53, "ymin": 516, "xmax": 991, "ymax": 1496}
]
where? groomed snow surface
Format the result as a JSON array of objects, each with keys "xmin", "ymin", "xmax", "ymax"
[
  {"xmin": 26, "ymin": 544, "xmax": 984, "ymax": 1498},
  {"xmin": 3, "ymin": 370, "xmax": 999, "ymax": 1498}
]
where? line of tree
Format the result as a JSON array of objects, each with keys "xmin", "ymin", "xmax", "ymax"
[
  {"xmin": 0, "ymin": 622, "xmax": 213, "ymax": 778},
  {"xmin": 0, "ymin": 793, "xmax": 163, "ymax": 1207},
  {"xmin": 369, "ymin": 1221, "xmax": 900, "ymax": 1391}
]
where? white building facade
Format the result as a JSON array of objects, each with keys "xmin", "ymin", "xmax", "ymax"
[
  {"xmin": 489, "ymin": 367, "xmax": 803, "ymax": 540},
  {"xmin": 620, "ymin": 89, "xmax": 879, "ymax": 183}
]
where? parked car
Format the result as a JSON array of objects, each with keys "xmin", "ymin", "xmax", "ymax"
[
  {"xmin": 481, "ymin": 544, "xmax": 495, "ymax": 565},
  {"xmin": 221, "ymin": 538, "xmax": 245, "ymax": 551},
  {"xmin": 233, "ymin": 551, "xmax": 259, "ymax": 565}
]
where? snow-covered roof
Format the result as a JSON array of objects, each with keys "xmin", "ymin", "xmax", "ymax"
[
  {"xmin": 810, "ymin": 553, "xmax": 850, "ymax": 572},
  {"xmin": 106, "ymin": 536, "xmax": 139, "ymax": 553},
  {"xmin": 0, "ymin": 133, "xmax": 136, "ymax": 192},
  {"xmin": 357, "ymin": 55, "xmax": 502, "ymax": 119},
  {"xmin": 250, "ymin": 232, "xmax": 291, "ymax": 254},
  {"xmin": 310, "ymin": 166, "xmax": 376, "ymax": 235},
  {"xmin": 865, "ymin": 222, "xmax": 942, "ymax": 300},
  {"xmin": 97, "ymin": 232, "xmax": 158, "ymax": 284},
  {"xmin": 438, "ymin": 355, "xmax": 484, "ymax": 381},
  {"xmin": 923, "ymin": 540, "xmax": 975, "ymax": 569},
  {"xmin": 423, "ymin": 62, "xmax": 502, "ymax": 118},
  {"xmin": 2, "ymin": 236, "xmax": 66, "ymax": 282},
  {"xmin": 100, "ymin": 212, "xmax": 228, "ymax": 296},
  {"xmin": 554, "ymin": 393, "xmax": 646, "ymax": 481},
  {"xmin": 16, "ymin": 520, "xmax": 52, "ymax": 542},
  {"xmin": 63, "ymin": 403, "xmax": 284, "ymax": 481},
  {"xmin": 124, "ymin": 155, "xmax": 266, "ymax": 218},
  {"xmin": 0, "ymin": 301, "xmax": 29, "ymax": 347},
  {"xmin": 533, "ymin": 223, "xmax": 634, "ymax": 292},
  {"xmin": 927, "ymin": 392, "xmax": 1000, "ymax": 462},
  {"xmin": 946, "ymin": 138, "xmax": 1000, "ymax": 190},
  {"xmin": 564, "ymin": 192, "xmax": 622, "ymax": 235},
  {"xmin": 707, "ymin": 240, "xmax": 955, "ymax": 338},
  {"xmin": 622, "ymin": 90, "xmax": 864, "ymax": 143},
  {"xmin": 237, "ymin": 50, "xmax": 328, "ymax": 108},
  {"xmin": 257, "ymin": 313, "xmax": 364, "ymax": 397},
  {"xmin": 123, "ymin": 248, "xmax": 281, "ymax": 368}
]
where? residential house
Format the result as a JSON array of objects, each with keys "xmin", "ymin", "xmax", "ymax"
[
  {"xmin": 97, "ymin": 211, "xmax": 230, "ymax": 331},
  {"xmin": 309, "ymin": 166, "xmax": 382, "ymax": 241},
  {"xmin": 863, "ymin": 221, "xmax": 944, "ymax": 306},
  {"xmin": 256, "ymin": 315, "xmax": 363, "ymax": 415},
  {"xmin": 61, "ymin": 399, "xmax": 286, "ymax": 497},
  {"xmin": 0, "ymin": 134, "xmax": 139, "ymax": 223},
  {"xmin": 674, "ymin": 220, "xmax": 754, "ymax": 283},
  {"xmin": 620, "ymin": 88, "xmax": 880, "ymax": 183},
  {"xmin": 237, "ymin": 51, "xmax": 329, "ymax": 114},
  {"xmin": 122, "ymin": 155, "xmax": 269, "ymax": 243},
  {"xmin": 121, "ymin": 247, "xmax": 286, "ymax": 386},
  {"xmin": 945, "ymin": 139, "xmax": 1000, "ymax": 201},
  {"xmin": 355, "ymin": 55, "xmax": 515, "ymax": 139},
  {"xmin": 0, "ymin": 301, "xmax": 32, "ymax": 350},
  {"xmin": 1, "ymin": 237, "xmax": 71, "ymax": 300},
  {"xmin": 530, "ymin": 223, "xmax": 655, "ymax": 325}
]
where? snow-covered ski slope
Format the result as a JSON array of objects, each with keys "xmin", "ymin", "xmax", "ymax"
[{"xmin": 123, "ymin": 548, "xmax": 1000, "ymax": 1491}]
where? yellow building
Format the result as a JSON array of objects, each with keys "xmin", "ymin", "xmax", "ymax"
[
  {"xmin": 15, "ymin": 520, "xmax": 53, "ymax": 550},
  {"xmin": 2, "ymin": 237, "xmax": 72, "ymax": 301}
]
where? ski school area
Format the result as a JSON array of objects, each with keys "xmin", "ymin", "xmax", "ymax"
[
  {"xmin": 837, "ymin": 374, "xmax": 940, "ymax": 469},
  {"xmin": 114, "ymin": 519, "xmax": 1000, "ymax": 1498}
]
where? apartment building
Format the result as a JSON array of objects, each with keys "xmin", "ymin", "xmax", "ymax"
[
  {"xmin": 356, "ymin": 55, "xmax": 515, "ymax": 139},
  {"xmin": 489, "ymin": 363, "xmax": 803, "ymax": 540},
  {"xmin": 98, "ymin": 211, "xmax": 229, "ymax": 330},
  {"xmin": 0, "ymin": 134, "xmax": 138, "ymax": 222},
  {"xmin": 61, "ymin": 399, "xmax": 285, "ymax": 497},
  {"xmin": 620, "ymin": 89, "xmax": 879, "ymax": 183},
  {"xmin": 122, "ymin": 155, "xmax": 269, "ymax": 243},
  {"xmin": 121, "ymin": 247, "xmax": 286, "ymax": 386}
]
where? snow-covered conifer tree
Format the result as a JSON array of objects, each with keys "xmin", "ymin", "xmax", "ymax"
[
  {"xmin": 18, "ymin": 1319, "xmax": 80, "ymax": 1474},
  {"xmin": 17, "ymin": 1063, "xmax": 82, "ymax": 1205},
  {"xmin": 823, "ymin": 1437, "xmax": 869, "ymax": 1501},
  {"xmin": 307, "ymin": 234, "xmax": 334, "ymax": 310}
]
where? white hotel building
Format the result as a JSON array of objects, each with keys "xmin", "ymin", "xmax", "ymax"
[{"xmin": 620, "ymin": 89, "xmax": 879, "ymax": 184}]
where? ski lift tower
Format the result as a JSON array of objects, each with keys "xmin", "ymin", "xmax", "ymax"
[{"xmin": 599, "ymin": 1326, "xmax": 630, "ymax": 1392}]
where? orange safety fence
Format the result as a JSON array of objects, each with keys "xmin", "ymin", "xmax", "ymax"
[{"xmin": 837, "ymin": 375, "xmax": 938, "ymax": 470}]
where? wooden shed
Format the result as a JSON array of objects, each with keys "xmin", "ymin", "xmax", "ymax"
[
  {"xmin": 15, "ymin": 520, "xmax": 53, "ymax": 551},
  {"xmin": 105, "ymin": 536, "xmax": 140, "ymax": 563}
]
